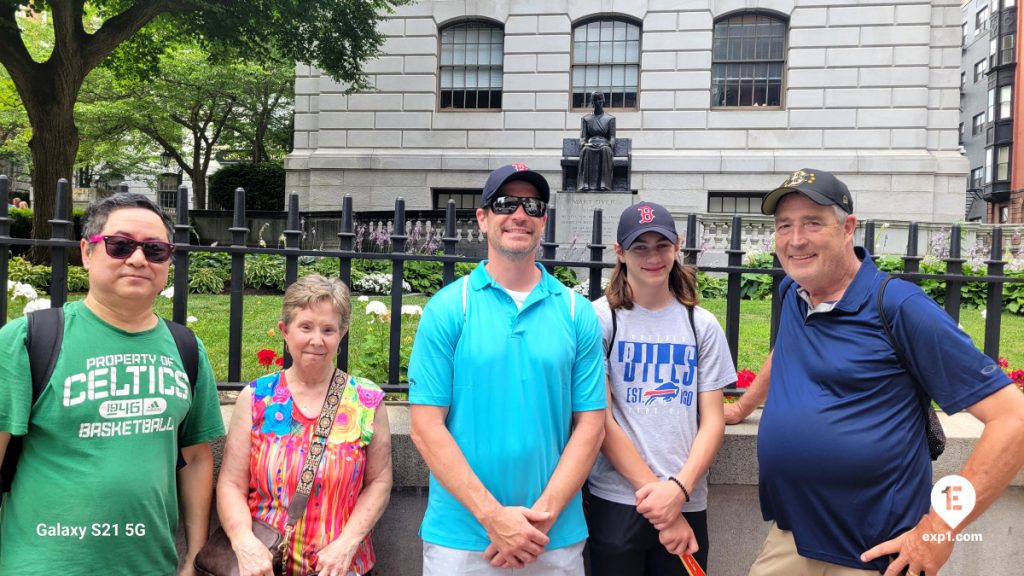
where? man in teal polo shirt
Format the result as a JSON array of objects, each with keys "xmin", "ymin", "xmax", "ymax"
[{"xmin": 409, "ymin": 163, "xmax": 606, "ymax": 575}]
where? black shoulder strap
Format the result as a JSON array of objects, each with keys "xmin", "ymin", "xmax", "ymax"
[
  {"xmin": 876, "ymin": 277, "xmax": 902, "ymax": 363},
  {"xmin": 27, "ymin": 307, "xmax": 64, "ymax": 404},
  {"xmin": 779, "ymin": 276, "xmax": 794, "ymax": 305},
  {"xmin": 687, "ymin": 305, "xmax": 701, "ymax": 423},
  {"xmin": 3, "ymin": 307, "xmax": 65, "ymax": 492},
  {"xmin": 876, "ymin": 274, "xmax": 946, "ymax": 460},
  {"xmin": 163, "ymin": 319, "xmax": 199, "ymax": 471},
  {"xmin": 164, "ymin": 319, "xmax": 198, "ymax": 394},
  {"xmin": 605, "ymin": 308, "xmax": 618, "ymax": 360},
  {"xmin": 686, "ymin": 305, "xmax": 698, "ymax": 359}
]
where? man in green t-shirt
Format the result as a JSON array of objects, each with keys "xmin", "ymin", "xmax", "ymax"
[{"xmin": 0, "ymin": 193, "xmax": 225, "ymax": 575}]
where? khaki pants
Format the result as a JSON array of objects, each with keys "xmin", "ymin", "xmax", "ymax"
[{"xmin": 749, "ymin": 524, "xmax": 879, "ymax": 576}]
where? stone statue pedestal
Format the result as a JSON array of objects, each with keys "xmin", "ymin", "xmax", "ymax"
[{"xmin": 554, "ymin": 191, "xmax": 634, "ymax": 263}]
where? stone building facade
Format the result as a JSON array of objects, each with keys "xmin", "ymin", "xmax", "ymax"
[{"xmin": 287, "ymin": 0, "xmax": 968, "ymax": 223}]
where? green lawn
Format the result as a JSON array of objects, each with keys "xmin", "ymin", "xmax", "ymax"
[
  {"xmin": 699, "ymin": 299, "xmax": 1024, "ymax": 373},
  {"xmin": 19, "ymin": 293, "xmax": 1024, "ymax": 383}
]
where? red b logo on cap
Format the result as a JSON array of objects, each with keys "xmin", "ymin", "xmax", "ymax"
[{"xmin": 638, "ymin": 206, "xmax": 655, "ymax": 224}]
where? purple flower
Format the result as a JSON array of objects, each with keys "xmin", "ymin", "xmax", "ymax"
[{"xmin": 357, "ymin": 385, "xmax": 385, "ymax": 409}]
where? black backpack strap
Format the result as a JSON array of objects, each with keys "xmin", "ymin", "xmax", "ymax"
[
  {"xmin": 3, "ymin": 307, "xmax": 64, "ymax": 492},
  {"xmin": 687, "ymin": 305, "xmax": 701, "ymax": 423},
  {"xmin": 163, "ymin": 319, "xmax": 199, "ymax": 470},
  {"xmin": 779, "ymin": 276, "xmax": 794, "ymax": 305},
  {"xmin": 876, "ymin": 275, "xmax": 946, "ymax": 460},
  {"xmin": 686, "ymin": 305, "xmax": 698, "ymax": 361},
  {"xmin": 605, "ymin": 308, "xmax": 618, "ymax": 361},
  {"xmin": 164, "ymin": 319, "xmax": 199, "ymax": 395},
  {"xmin": 27, "ymin": 307, "xmax": 64, "ymax": 404}
]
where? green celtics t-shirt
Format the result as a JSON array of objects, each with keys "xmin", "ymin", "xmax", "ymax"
[{"xmin": 0, "ymin": 301, "xmax": 225, "ymax": 575}]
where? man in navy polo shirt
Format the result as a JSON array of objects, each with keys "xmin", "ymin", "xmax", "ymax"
[
  {"xmin": 749, "ymin": 168, "xmax": 1024, "ymax": 576},
  {"xmin": 408, "ymin": 164, "xmax": 606, "ymax": 575}
]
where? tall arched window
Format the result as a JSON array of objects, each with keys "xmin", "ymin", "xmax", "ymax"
[
  {"xmin": 439, "ymin": 21, "xmax": 504, "ymax": 109},
  {"xmin": 711, "ymin": 12, "xmax": 787, "ymax": 107},
  {"xmin": 571, "ymin": 18, "xmax": 640, "ymax": 109}
]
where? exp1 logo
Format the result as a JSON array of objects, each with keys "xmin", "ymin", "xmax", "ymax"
[{"xmin": 924, "ymin": 475, "xmax": 983, "ymax": 544}]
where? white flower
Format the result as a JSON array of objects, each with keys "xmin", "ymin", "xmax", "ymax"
[
  {"xmin": 365, "ymin": 301, "xmax": 388, "ymax": 316},
  {"xmin": 401, "ymin": 305, "xmax": 423, "ymax": 316},
  {"xmin": 12, "ymin": 282, "xmax": 37, "ymax": 300},
  {"xmin": 353, "ymin": 273, "xmax": 411, "ymax": 295},
  {"xmin": 981, "ymin": 309, "xmax": 987, "ymax": 319},
  {"xmin": 161, "ymin": 286, "xmax": 174, "ymax": 299},
  {"xmin": 187, "ymin": 315, "xmax": 198, "ymax": 324},
  {"xmin": 22, "ymin": 298, "xmax": 51, "ymax": 315},
  {"xmin": 357, "ymin": 295, "xmax": 369, "ymax": 302}
]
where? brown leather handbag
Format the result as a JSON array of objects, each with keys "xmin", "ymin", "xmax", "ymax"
[
  {"xmin": 194, "ymin": 518, "xmax": 285, "ymax": 576},
  {"xmin": 195, "ymin": 370, "xmax": 347, "ymax": 576}
]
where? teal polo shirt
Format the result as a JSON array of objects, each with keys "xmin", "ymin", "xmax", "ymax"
[{"xmin": 409, "ymin": 262, "xmax": 606, "ymax": 551}]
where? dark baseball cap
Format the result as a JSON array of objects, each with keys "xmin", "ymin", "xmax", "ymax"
[
  {"xmin": 617, "ymin": 201, "xmax": 678, "ymax": 249},
  {"xmin": 761, "ymin": 168, "xmax": 854, "ymax": 215},
  {"xmin": 481, "ymin": 163, "xmax": 551, "ymax": 206}
]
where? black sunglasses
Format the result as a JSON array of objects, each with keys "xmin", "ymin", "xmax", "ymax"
[
  {"xmin": 88, "ymin": 234, "xmax": 174, "ymax": 263},
  {"xmin": 488, "ymin": 196, "xmax": 547, "ymax": 217}
]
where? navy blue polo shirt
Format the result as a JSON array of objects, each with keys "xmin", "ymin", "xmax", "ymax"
[{"xmin": 758, "ymin": 248, "xmax": 1009, "ymax": 572}]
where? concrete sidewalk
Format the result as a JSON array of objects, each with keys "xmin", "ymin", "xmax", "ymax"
[{"xmin": 185, "ymin": 404, "xmax": 1024, "ymax": 575}]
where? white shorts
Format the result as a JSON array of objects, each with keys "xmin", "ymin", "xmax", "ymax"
[{"xmin": 422, "ymin": 541, "xmax": 586, "ymax": 575}]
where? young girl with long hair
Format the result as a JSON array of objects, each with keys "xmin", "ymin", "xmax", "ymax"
[{"xmin": 587, "ymin": 202, "xmax": 734, "ymax": 575}]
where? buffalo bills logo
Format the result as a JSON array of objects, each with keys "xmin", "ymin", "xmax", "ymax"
[
  {"xmin": 512, "ymin": 162, "xmax": 530, "ymax": 172},
  {"xmin": 643, "ymin": 382, "xmax": 680, "ymax": 405}
]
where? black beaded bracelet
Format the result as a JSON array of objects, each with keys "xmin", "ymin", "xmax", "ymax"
[{"xmin": 667, "ymin": 476, "xmax": 690, "ymax": 502}]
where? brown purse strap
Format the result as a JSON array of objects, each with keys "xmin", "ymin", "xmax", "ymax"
[{"xmin": 284, "ymin": 368, "xmax": 347, "ymax": 524}]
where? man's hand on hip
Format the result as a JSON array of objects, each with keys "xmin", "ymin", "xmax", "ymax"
[
  {"xmin": 861, "ymin": 513, "xmax": 955, "ymax": 576},
  {"xmin": 480, "ymin": 506, "xmax": 551, "ymax": 568}
]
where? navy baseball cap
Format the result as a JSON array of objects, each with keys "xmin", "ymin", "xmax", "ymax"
[
  {"xmin": 481, "ymin": 163, "xmax": 551, "ymax": 206},
  {"xmin": 761, "ymin": 168, "xmax": 854, "ymax": 215},
  {"xmin": 617, "ymin": 201, "xmax": 678, "ymax": 249}
]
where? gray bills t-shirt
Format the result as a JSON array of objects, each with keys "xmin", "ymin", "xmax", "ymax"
[{"xmin": 588, "ymin": 296, "xmax": 736, "ymax": 512}]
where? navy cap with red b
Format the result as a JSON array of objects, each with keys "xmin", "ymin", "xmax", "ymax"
[
  {"xmin": 617, "ymin": 201, "xmax": 678, "ymax": 249},
  {"xmin": 481, "ymin": 164, "xmax": 551, "ymax": 206}
]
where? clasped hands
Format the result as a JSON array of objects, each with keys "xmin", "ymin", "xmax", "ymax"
[
  {"xmin": 481, "ymin": 506, "xmax": 552, "ymax": 568},
  {"xmin": 636, "ymin": 479, "xmax": 699, "ymax": 557},
  {"xmin": 481, "ymin": 479, "xmax": 699, "ymax": 568}
]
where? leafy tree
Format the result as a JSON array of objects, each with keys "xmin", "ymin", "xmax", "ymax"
[
  {"xmin": 112, "ymin": 43, "xmax": 262, "ymax": 209},
  {"xmin": 74, "ymin": 65, "xmax": 159, "ymax": 189},
  {"xmin": 0, "ymin": 0, "xmax": 409, "ymax": 244},
  {"xmin": 219, "ymin": 56, "xmax": 294, "ymax": 163}
]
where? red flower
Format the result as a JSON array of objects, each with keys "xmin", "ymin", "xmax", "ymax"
[
  {"xmin": 257, "ymin": 349, "xmax": 278, "ymax": 367},
  {"xmin": 736, "ymin": 369, "xmax": 756, "ymax": 389},
  {"xmin": 1009, "ymin": 370, "xmax": 1024, "ymax": 387},
  {"xmin": 998, "ymin": 357, "xmax": 1009, "ymax": 369},
  {"xmin": 275, "ymin": 357, "xmax": 284, "ymax": 367}
]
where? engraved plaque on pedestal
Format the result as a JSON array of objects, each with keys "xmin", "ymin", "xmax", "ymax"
[{"xmin": 554, "ymin": 192, "xmax": 634, "ymax": 262}]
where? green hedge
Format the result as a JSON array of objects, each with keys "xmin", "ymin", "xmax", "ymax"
[
  {"xmin": 7, "ymin": 208, "xmax": 86, "ymax": 256},
  {"xmin": 209, "ymin": 162, "xmax": 285, "ymax": 211}
]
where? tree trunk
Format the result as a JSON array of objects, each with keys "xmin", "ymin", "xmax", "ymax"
[
  {"xmin": 192, "ymin": 173, "xmax": 207, "ymax": 210},
  {"xmin": 26, "ymin": 75, "xmax": 82, "ymax": 263}
]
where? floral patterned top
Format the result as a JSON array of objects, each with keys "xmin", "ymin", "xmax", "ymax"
[{"xmin": 247, "ymin": 370, "xmax": 385, "ymax": 576}]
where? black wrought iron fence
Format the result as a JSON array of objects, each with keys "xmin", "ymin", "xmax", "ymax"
[{"xmin": 1, "ymin": 174, "xmax": 1022, "ymax": 395}]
